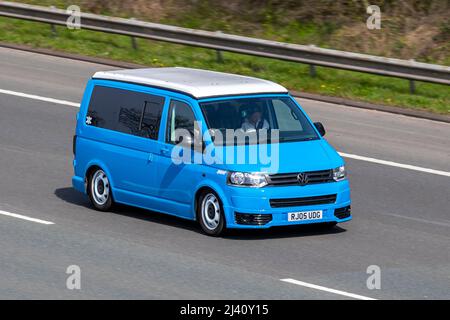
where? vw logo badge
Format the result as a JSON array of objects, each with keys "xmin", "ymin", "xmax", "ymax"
[{"xmin": 297, "ymin": 173, "xmax": 308, "ymax": 186}]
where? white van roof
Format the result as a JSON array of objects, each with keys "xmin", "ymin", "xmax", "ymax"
[{"xmin": 92, "ymin": 67, "xmax": 288, "ymax": 99}]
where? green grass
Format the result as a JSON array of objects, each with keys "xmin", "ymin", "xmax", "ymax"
[{"xmin": 1, "ymin": 17, "xmax": 449, "ymax": 114}]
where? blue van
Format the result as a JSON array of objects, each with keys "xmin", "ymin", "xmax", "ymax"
[{"xmin": 72, "ymin": 67, "xmax": 351, "ymax": 236}]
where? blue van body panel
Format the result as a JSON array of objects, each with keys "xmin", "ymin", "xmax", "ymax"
[{"xmin": 73, "ymin": 79, "xmax": 352, "ymax": 229}]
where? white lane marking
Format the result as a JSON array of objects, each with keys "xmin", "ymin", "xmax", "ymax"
[
  {"xmin": 1, "ymin": 88, "xmax": 449, "ymax": 178},
  {"xmin": 281, "ymin": 278, "xmax": 376, "ymax": 300},
  {"xmin": 381, "ymin": 212, "xmax": 450, "ymax": 228},
  {"xmin": 0, "ymin": 210, "xmax": 55, "ymax": 225},
  {"xmin": 0, "ymin": 88, "xmax": 80, "ymax": 107},
  {"xmin": 339, "ymin": 152, "xmax": 450, "ymax": 177}
]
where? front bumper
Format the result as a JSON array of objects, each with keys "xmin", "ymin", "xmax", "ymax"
[{"xmin": 223, "ymin": 180, "xmax": 351, "ymax": 229}]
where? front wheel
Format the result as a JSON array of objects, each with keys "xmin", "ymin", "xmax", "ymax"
[
  {"xmin": 87, "ymin": 168, "xmax": 113, "ymax": 211},
  {"xmin": 198, "ymin": 191, "xmax": 225, "ymax": 236}
]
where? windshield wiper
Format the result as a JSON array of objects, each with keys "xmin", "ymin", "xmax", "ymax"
[{"xmin": 279, "ymin": 136, "xmax": 318, "ymax": 142}]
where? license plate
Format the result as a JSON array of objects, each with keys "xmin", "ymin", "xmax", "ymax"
[{"xmin": 288, "ymin": 210, "xmax": 323, "ymax": 222}]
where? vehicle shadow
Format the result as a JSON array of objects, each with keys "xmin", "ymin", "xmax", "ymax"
[
  {"xmin": 54, "ymin": 187, "xmax": 201, "ymax": 234},
  {"xmin": 224, "ymin": 224, "xmax": 346, "ymax": 240},
  {"xmin": 55, "ymin": 187, "xmax": 347, "ymax": 240}
]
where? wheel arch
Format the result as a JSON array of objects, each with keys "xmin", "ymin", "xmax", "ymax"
[
  {"xmin": 84, "ymin": 160, "xmax": 116, "ymax": 197},
  {"xmin": 193, "ymin": 181, "xmax": 230, "ymax": 220}
]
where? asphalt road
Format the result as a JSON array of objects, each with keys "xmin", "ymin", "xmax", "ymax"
[{"xmin": 0, "ymin": 47, "xmax": 449, "ymax": 299}]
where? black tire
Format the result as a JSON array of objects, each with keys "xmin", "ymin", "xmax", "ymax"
[
  {"xmin": 197, "ymin": 190, "xmax": 226, "ymax": 236},
  {"xmin": 87, "ymin": 168, "xmax": 113, "ymax": 211}
]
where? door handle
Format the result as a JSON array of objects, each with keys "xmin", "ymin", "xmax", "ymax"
[
  {"xmin": 160, "ymin": 147, "xmax": 170, "ymax": 155},
  {"xmin": 147, "ymin": 152, "xmax": 154, "ymax": 162}
]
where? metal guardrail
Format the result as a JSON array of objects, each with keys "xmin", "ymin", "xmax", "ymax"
[{"xmin": 0, "ymin": 1, "xmax": 449, "ymax": 89}]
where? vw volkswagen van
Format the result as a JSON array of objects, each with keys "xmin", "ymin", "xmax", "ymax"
[{"xmin": 72, "ymin": 67, "xmax": 351, "ymax": 236}]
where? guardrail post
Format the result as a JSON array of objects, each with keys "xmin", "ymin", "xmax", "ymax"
[
  {"xmin": 215, "ymin": 31, "xmax": 224, "ymax": 63},
  {"xmin": 309, "ymin": 65, "xmax": 317, "ymax": 77},
  {"xmin": 49, "ymin": 6, "xmax": 57, "ymax": 36},
  {"xmin": 130, "ymin": 18, "xmax": 138, "ymax": 50},
  {"xmin": 308, "ymin": 45, "xmax": 317, "ymax": 77},
  {"xmin": 216, "ymin": 50, "xmax": 224, "ymax": 63},
  {"xmin": 131, "ymin": 37, "xmax": 138, "ymax": 50},
  {"xmin": 409, "ymin": 80, "xmax": 416, "ymax": 94},
  {"xmin": 408, "ymin": 60, "xmax": 416, "ymax": 94}
]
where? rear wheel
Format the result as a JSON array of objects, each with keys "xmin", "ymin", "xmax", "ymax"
[
  {"xmin": 87, "ymin": 168, "xmax": 113, "ymax": 211},
  {"xmin": 197, "ymin": 191, "xmax": 225, "ymax": 236}
]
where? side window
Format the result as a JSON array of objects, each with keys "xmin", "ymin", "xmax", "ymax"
[
  {"xmin": 139, "ymin": 101, "xmax": 164, "ymax": 140},
  {"xmin": 86, "ymin": 86, "xmax": 119, "ymax": 130},
  {"xmin": 87, "ymin": 85, "xmax": 164, "ymax": 140},
  {"xmin": 166, "ymin": 100, "xmax": 196, "ymax": 144},
  {"xmin": 272, "ymin": 99, "xmax": 304, "ymax": 131}
]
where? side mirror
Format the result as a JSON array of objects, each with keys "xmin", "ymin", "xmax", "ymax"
[{"xmin": 314, "ymin": 122, "xmax": 326, "ymax": 137}]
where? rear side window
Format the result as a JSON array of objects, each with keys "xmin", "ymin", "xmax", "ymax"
[{"xmin": 86, "ymin": 85, "xmax": 164, "ymax": 140}]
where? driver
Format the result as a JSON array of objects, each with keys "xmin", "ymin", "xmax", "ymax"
[{"xmin": 241, "ymin": 105, "xmax": 269, "ymax": 131}]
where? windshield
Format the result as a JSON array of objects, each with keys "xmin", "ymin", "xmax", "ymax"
[{"xmin": 199, "ymin": 96, "xmax": 319, "ymax": 145}]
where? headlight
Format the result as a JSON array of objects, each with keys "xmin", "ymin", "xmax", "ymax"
[
  {"xmin": 332, "ymin": 165, "xmax": 347, "ymax": 181},
  {"xmin": 228, "ymin": 172, "xmax": 268, "ymax": 187}
]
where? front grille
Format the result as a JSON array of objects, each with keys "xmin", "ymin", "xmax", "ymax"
[
  {"xmin": 267, "ymin": 169, "xmax": 333, "ymax": 186},
  {"xmin": 269, "ymin": 194, "xmax": 337, "ymax": 208},
  {"xmin": 235, "ymin": 213, "xmax": 272, "ymax": 225},
  {"xmin": 334, "ymin": 205, "xmax": 351, "ymax": 219}
]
